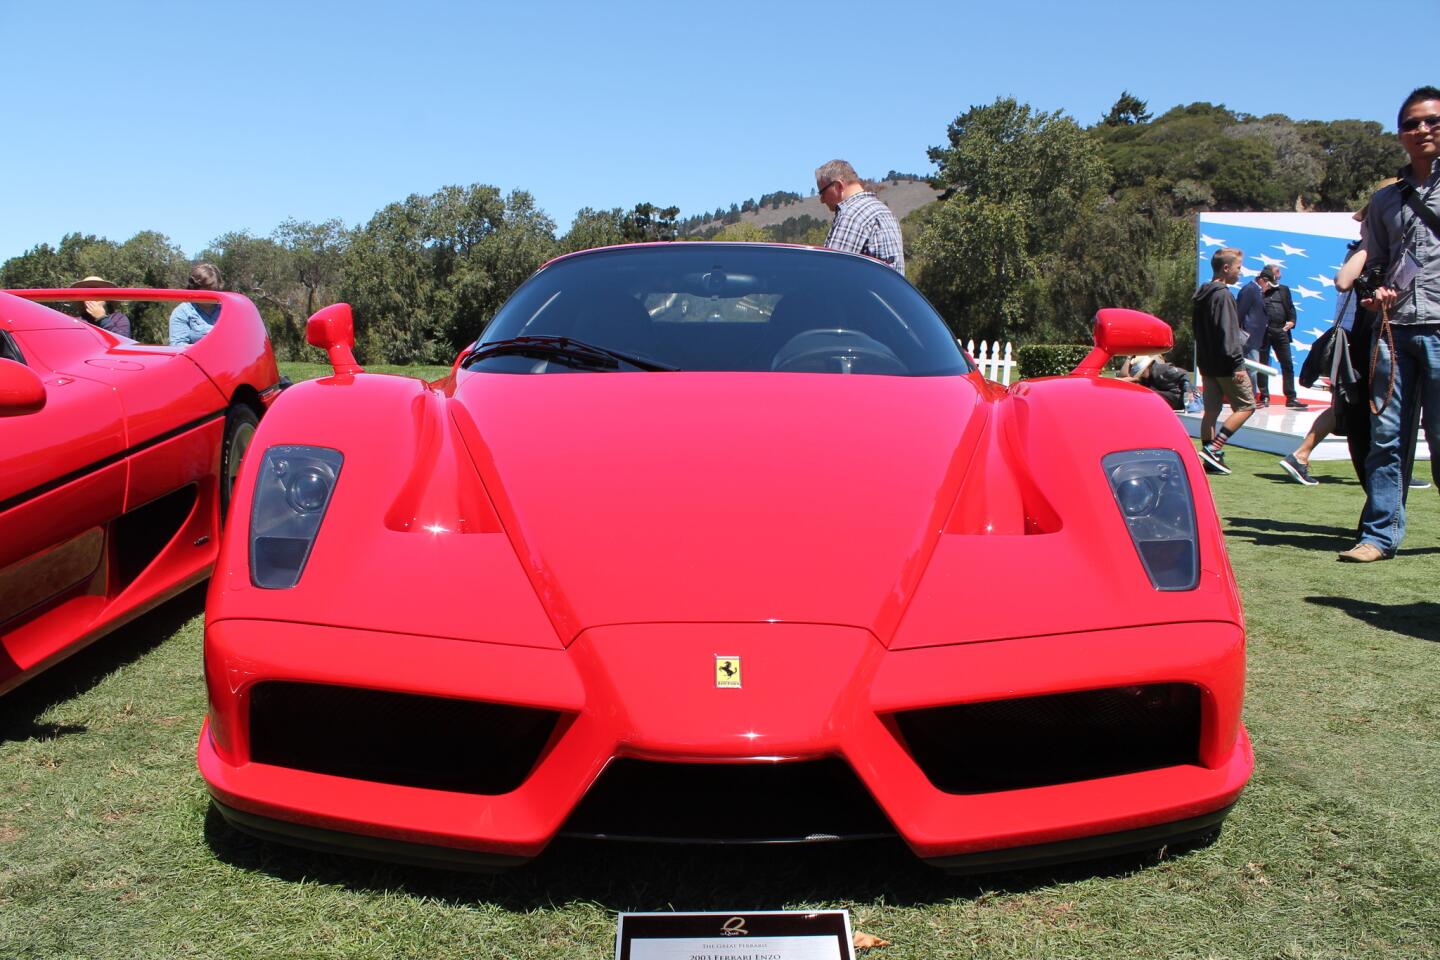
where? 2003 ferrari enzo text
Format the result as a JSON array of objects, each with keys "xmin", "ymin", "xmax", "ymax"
[
  {"xmin": 198, "ymin": 243, "xmax": 1252, "ymax": 873},
  {"xmin": 1, "ymin": 288, "xmax": 280, "ymax": 695}
]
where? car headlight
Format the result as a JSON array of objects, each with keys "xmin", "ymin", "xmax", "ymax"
[
  {"xmin": 1102, "ymin": 449, "xmax": 1198, "ymax": 591},
  {"xmin": 249, "ymin": 445, "xmax": 343, "ymax": 589}
]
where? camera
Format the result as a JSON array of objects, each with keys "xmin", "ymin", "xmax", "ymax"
[{"xmin": 1353, "ymin": 264, "xmax": 1386, "ymax": 301}]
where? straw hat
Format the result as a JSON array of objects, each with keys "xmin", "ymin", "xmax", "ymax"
[{"xmin": 72, "ymin": 276, "xmax": 118, "ymax": 288}]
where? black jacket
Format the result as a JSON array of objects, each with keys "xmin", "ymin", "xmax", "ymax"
[
  {"xmin": 1192, "ymin": 280, "xmax": 1246, "ymax": 377},
  {"xmin": 1263, "ymin": 284, "xmax": 1296, "ymax": 336}
]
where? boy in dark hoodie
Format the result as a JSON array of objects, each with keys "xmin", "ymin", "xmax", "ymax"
[{"xmin": 1192, "ymin": 247, "xmax": 1255, "ymax": 474}]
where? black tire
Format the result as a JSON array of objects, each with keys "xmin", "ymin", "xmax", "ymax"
[{"xmin": 220, "ymin": 404, "xmax": 260, "ymax": 521}]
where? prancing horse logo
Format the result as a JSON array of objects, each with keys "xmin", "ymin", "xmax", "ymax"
[{"xmin": 715, "ymin": 655, "xmax": 741, "ymax": 688}]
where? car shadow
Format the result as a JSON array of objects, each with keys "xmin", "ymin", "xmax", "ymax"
[
  {"xmin": 1224, "ymin": 516, "xmax": 1356, "ymax": 552},
  {"xmin": 1305, "ymin": 596, "xmax": 1440, "ymax": 644},
  {"xmin": 201, "ymin": 804, "xmax": 1223, "ymax": 909},
  {"xmin": 1256, "ymin": 470, "xmax": 1357, "ymax": 487},
  {"xmin": 0, "ymin": 584, "xmax": 206, "ymax": 745}
]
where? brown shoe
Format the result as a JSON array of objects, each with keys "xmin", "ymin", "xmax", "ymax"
[{"xmin": 1337, "ymin": 543, "xmax": 1387, "ymax": 563}]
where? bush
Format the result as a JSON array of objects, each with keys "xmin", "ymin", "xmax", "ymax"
[{"xmin": 1016, "ymin": 344, "xmax": 1094, "ymax": 378}]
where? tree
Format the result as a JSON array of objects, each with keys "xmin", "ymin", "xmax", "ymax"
[
  {"xmin": 620, "ymin": 202, "xmax": 680, "ymax": 243},
  {"xmin": 1102, "ymin": 91, "xmax": 1153, "ymax": 126},
  {"xmin": 561, "ymin": 207, "xmax": 627, "ymax": 253},
  {"xmin": 915, "ymin": 97, "xmax": 1109, "ymax": 340},
  {"xmin": 712, "ymin": 222, "xmax": 767, "ymax": 243},
  {"xmin": 339, "ymin": 185, "xmax": 556, "ymax": 364}
]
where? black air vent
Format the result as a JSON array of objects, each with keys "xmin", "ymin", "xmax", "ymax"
[
  {"xmin": 895, "ymin": 683, "xmax": 1201, "ymax": 794},
  {"xmin": 249, "ymin": 681, "xmax": 560, "ymax": 795},
  {"xmin": 562, "ymin": 758, "xmax": 893, "ymax": 843}
]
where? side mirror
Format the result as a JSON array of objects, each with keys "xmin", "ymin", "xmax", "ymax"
[
  {"xmin": 1071, "ymin": 308, "xmax": 1174, "ymax": 377},
  {"xmin": 305, "ymin": 303, "xmax": 365, "ymax": 376},
  {"xmin": 0, "ymin": 358, "xmax": 46, "ymax": 416}
]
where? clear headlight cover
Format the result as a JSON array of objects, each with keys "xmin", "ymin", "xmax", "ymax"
[
  {"xmin": 249, "ymin": 445, "xmax": 344, "ymax": 589},
  {"xmin": 1102, "ymin": 449, "xmax": 1198, "ymax": 591}
]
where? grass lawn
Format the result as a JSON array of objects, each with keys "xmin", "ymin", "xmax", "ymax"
[{"xmin": 2, "ymin": 420, "xmax": 1438, "ymax": 957}]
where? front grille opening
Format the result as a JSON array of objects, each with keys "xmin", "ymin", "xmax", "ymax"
[
  {"xmin": 248, "ymin": 681, "xmax": 560, "ymax": 794},
  {"xmin": 894, "ymin": 683, "xmax": 1201, "ymax": 794},
  {"xmin": 562, "ymin": 758, "xmax": 893, "ymax": 843}
]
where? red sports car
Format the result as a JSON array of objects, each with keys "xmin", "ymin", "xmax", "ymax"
[
  {"xmin": 199, "ymin": 243, "xmax": 1251, "ymax": 872},
  {"xmin": 0, "ymin": 288, "xmax": 281, "ymax": 695}
]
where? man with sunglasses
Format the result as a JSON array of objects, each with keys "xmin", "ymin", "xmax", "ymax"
[
  {"xmin": 1339, "ymin": 86, "xmax": 1440, "ymax": 562},
  {"xmin": 169, "ymin": 262, "xmax": 223, "ymax": 346},
  {"xmin": 814, "ymin": 160, "xmax": 905, "ymax": 273}
]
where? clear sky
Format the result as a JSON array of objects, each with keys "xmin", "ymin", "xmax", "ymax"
[{"xmin": 1, "ymin": 0, "xmax": 1427, "ymax": 263}]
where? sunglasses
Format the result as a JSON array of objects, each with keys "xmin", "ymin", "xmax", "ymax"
[
  {"xmin": 1400, "ymin": 114, "xmax": 1440, "ymax": 132},
  {"xmin": 817, "ymin": 180, "xmax": 838, "ymax": 196}
]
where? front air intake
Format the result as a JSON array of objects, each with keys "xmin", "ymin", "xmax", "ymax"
[
  {"xmin": 895, "ymin": 683, "xmax": 1201, "ymax": 794},
  {"xmin": 248, "ymin": 681, "xmax": 559, "ymax": 794},
  {"xmin": 562, "ymin": 758, "xmax": 893, "ymax": 843}
]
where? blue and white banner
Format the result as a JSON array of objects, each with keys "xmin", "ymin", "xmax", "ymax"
[{"xmin": 1196, "ymin": 212, "xmax": 1360, "ymax": 358}]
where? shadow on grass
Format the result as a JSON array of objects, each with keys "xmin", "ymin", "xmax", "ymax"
[
  {"xmin": 1224, "ymin": 516, "xmax": 1356, "ymax": 551},
  {"xmin": 1305, "ymin": 596, "xmax": 1440, "ymax": 643},
  {"xmin": 0, "ymin": 584, "xmax": 206, "ymax": 745},
  {"xmin": 201, "ymin": 804, "xmax": 1221, "ymax": 910}
]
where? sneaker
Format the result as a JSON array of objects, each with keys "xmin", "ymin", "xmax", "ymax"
[
  {"xmin": 1410, "ymin": 476, "xmax": 1432, "ymax": 489},
  {"xmin": 1338, "ymin": 542, "xmax": 1387, "ymax": 563},
  {"xmin": 1286, "ymin": 399, "xmax": 1307, "ymax": 410},
  {"xmin": 1279, "ymin": 453, "xmax": 1318, "ymax": 486},
  {"xmin": 1198, "ymin": 445, "xmax": 1231, "ymax": 474}
]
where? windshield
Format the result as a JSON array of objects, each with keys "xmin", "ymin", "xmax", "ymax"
[{"xmin": 468, "ymin": 244, "xmax": 970, "ymax": 376}]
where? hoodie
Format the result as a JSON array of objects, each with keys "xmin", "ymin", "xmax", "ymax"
[{"xmin": 1192, "ymin": 280, "xmax": 1246, "ymax": 377}]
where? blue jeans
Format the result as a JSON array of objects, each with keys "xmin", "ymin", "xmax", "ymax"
[{"xmin": 1358, "ymin": 324, "xmax": 1440, "ymax": 554}]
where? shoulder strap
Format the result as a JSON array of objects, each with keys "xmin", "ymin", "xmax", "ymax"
[{"xmin": 1399, "ymin": 181, "xmax": 1440, "ymax": 238}]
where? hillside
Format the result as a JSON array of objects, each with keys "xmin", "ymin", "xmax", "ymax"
[{"xmin": 683, "ymin": 178, "xmax": 941, "ymax": 236}]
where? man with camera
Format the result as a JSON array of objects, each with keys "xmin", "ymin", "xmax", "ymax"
[{"xmin": 1338, "ymin": 86, "xmax": 1440, "ymax": 563}]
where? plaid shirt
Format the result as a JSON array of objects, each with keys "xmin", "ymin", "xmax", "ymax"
[{"xmin": 824, "ymin": 191, "xmax": 905, "ymax": 272}]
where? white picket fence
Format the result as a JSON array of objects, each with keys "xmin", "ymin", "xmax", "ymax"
[{"xmin": 961, "ymin": 339, "xmax": 1016, "ymax": 385}]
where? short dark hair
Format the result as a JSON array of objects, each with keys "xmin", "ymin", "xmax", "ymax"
[
  {"xmin": 1398, "ymin": 86, "xmax": 1440, "ymax": 128},
  {"xmin": 1258, "ymin": 265, "xmax": 1278, "ymax": 282}
]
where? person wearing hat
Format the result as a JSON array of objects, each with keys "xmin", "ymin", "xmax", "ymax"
[
  {"xmin": 1117, "ymin": 353, "xmax": 1190, "ymax": 410},
  {"xmin": 169, "ymin": 262, "xmax": 222, "ymax": 346},
  {"xmin": 72, "ymin": 276, "xmax": 131, "ymax": 339}
]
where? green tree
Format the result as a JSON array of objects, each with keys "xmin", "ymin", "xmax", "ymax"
[
  {"xmin": 339, "ymin": 185, "xmax": 556, "ymax": 364},
  {"xmin": 1102, "ymin": 90, "xmax": 1153, "ymax": 126},
  {"xmin": 621, "ymin": 202, "xmax": 680, "ymax": 242},
  {"xmin": 712, "ymin": 222, "xmax": 768, "ymax": 242},
  {"xmin": 561, "ymin": 207, "xmax": 626, "ymax": 253},
  {"xmin": 915, "ymin": 97, "xmax": 1109, "ymax": 340}
]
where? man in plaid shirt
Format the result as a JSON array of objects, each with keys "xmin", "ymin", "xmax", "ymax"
[{"xmin": 814, "ymin": 160, "xmax": 905, "ymax": 273}]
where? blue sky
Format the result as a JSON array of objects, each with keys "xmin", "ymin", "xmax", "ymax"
[{"xmin": 0, "ymin": 0, "xmax": 1427, "ymax": 263}]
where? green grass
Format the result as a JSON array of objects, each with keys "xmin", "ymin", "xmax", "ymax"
[
  {"xmin": 3, "ymin": 443, "xmax": 1438, "ymax": 959},
  {"xmin": 279, "ymin": 361, "xmax": 452, "ymax": 383}
]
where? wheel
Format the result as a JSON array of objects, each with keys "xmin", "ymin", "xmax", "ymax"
[{"xmin": 220, "ymin": 404, "xmax": 260, "ymax": 520}]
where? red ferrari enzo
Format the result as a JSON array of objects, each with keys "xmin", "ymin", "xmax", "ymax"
[
  {"xmin": 199, "ymin": 243, "xmax": 1251, "ymax": 872},
  {"xmin": 1, "ymin": 288, "xmax": 281, "ymax": 695}
]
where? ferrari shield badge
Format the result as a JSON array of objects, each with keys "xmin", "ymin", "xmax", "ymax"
[{"xmin": 715, "ymin": 655, "xmax": 741, "ymax": 688}]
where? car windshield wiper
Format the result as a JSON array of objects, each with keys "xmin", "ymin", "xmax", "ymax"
[{"xmin": 463, "ymin": 336, "xmax": 679, "ymax": 372}]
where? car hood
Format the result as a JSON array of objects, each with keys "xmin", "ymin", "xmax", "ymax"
[{"xmin": 452, "ymin": 372, "xmax": 985, "ymax": 641}]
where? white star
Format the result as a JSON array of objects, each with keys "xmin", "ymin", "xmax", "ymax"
[
  {"xmin": 1307, "ymin": 327, "xmax": 1328, "ymax": 338},
  {"xmin": 1239, "ymin": 265, "xmax": 1260, "ymax": 278},
  {"xmin": 1275, "ymin": 242, "xmax": 1309, "ymax": 257},
  {"xmin": 1294, "ymin": 285, "xmax": 1323, "ymax": 299},
  {"xmin": 1294, "ymin": 342, "xmax": 1309, "ymax": 352},
  {"xmin": 1328, "ymin": 265, "xmax": 1344, "ymax": 272},
  {"xmin": 1201, "ymin": 233, "xmax": 1226, "ymax": 247},
  {"xmin": 1309, "ymin": 274, "xmax": 1335, "ymax": 288},
  {"xmin": 1256, "ymin": 253, "xmax": 1287, "ymax": 268}
]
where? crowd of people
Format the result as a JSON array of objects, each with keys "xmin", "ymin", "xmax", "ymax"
[{"xmin": 1191, "ymin": 85, "xmax": 1440, "ymax": 563}]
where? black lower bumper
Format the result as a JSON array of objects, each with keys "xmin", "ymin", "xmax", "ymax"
[
  {"xmin": 212, "ymin": 800, "xmax": 531, "ymax": 873},
  {"xmin": 923, "ymin": 804, "xmax": 1234, "ymax": 875}
]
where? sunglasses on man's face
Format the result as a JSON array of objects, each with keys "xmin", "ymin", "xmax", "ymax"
[{"xmin": 1400, "ymin": 114, "xmax": 1440, "ymax": 133}]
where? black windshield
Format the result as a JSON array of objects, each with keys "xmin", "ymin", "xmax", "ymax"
[{"xmin": 468, "ymin": 244, "xmax": 970, "ymax": 376}]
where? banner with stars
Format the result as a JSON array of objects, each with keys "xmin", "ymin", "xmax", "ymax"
[{"xmin": 1197, "ymin": 212, "xmax": 1360, "ymax": 357}]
